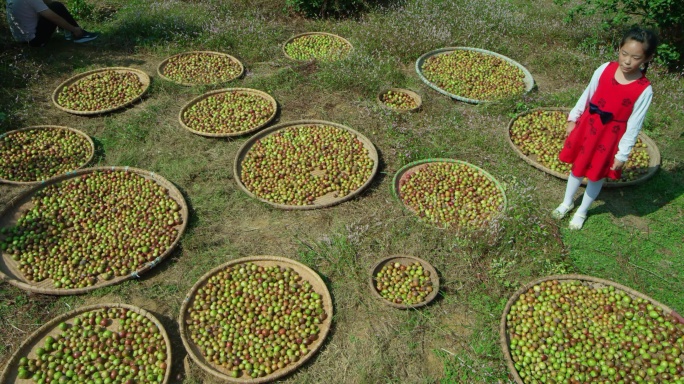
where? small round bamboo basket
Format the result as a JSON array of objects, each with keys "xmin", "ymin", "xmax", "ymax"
[
  {"xmin": 179, "ymin": 255, "xmax": 334, "ymax": 383},
  {"xmin": 157, "ymin": 51, "xmax": 245, "ymax": 86},
  {"xmin": 0, "ymin": 166, "xmax": 189, "ymax": 295},
  {"xmin": 415, "ymin": 47, "xmax": 535, "ymax": 104},
  {"xmin": 178, "ymin": 88, "xmax": 278, "ymax": 138},
  {"xmin": 0, "ymin": 303, "xmax": 173, "ymax": 384},
  {"xmin": 377, "ymin": 88, "xmax": 422, "ymax": 113},
  {"xmin": 506, "ymin": 107, "xmax": 661, "ymax": 188},
  {"xmin": 282, "ymin": 32, "xmax": 353, "ymax": 62},
  {"xmin": 234, "ymin": 120, "xmax": 379, "ymax": 210},
  {"xmin": 500, "ymin": 274, "xmax": 684, "ymax": 384},
  {"xmin": 391, "ymin": 158, "xmax": 508, "ymax": 229},
  {"xmin": 0, "ymin": 126, "xmax": 94, "ymax": 185},
  {"xmin": 52, "ymin": 67, "xmax": 150, "ymax": 115},
  {"xmin": 369, "ymin": 255, "xmax": 440, "ymax": 309}
]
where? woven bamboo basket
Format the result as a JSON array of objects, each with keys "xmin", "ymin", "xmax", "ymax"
[
  {"xmin": 52, "ymin": 67, "xmax": 150, "ymax": 115},
  {"xmin": 506, "ymin": 107, "xmax": 661, "ymax": 187},
  {"xmin": 234, "ymin": 120, "xmax": 379, "ymax": 210},
  {"xmin": 178, "ymin": 88, "xmax": 278, "ymax": 138},
  {"xmin": 282, "ymin": 32, "xmax": 353, "ymax": 62},
  {"xmin": 369, "ymin": 255, "xmax": 440, "ymax": 309},
  {"xmin": 0, "ymin": 303, "xmax": 172, "ymax": 383},
  {"xmin": 0, "ymin": 126, "xmax": 94, "ymax": 185},
  {"xmin": 157, "ymin": 51, "xmax": 245, "ymax": 86},
  {"xmin": 377, "ymin": 88, "xmax": 422, "ymax": 113},
  {"xmin": 179, "ymin": 255, "xmax": 334, "ymax": 383},
  {"xmin": 415, "ymin": 47, "xmax": 535, "ymax": 104},
  {"xmin": 0, "ymin": 166, "xmax": 189, "ymax": 295},
  {"xmin": 500, "ymin": 274, "xmax": 684, "ymax": 384},
  {"xmin": 391, "ymin": 158, "xmax": 508, "ymax": 229}
]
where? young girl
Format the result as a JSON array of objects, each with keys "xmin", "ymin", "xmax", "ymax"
[{"xmin": 552, "ymin": 27, "xmax": 659, "ymax": 229}]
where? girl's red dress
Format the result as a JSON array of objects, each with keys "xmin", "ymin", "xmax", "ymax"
[{"xmin": 559, "ymin": 62, "xmax": 651, "ymax": 181}]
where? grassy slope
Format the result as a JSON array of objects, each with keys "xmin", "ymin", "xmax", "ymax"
[{"xmin": 0, "ymin": 0, "xmax": 682, "ymax": 382}]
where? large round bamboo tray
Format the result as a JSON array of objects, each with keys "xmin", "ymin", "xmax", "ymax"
[
  {"xmin": 282, "ymin": 32, "xmax": 353, "ymax": 62},
  {"xmin": 52, "ymin": 67, "xmax": 150, "ymax": 115},
  {"xmin": 157, "ymin": 51, "xmax": 245, "ymax": 86},
  {"xmin": 500, "ymin": 274, "xmax": 684, "ymax": 384},
  {"xmin": 0, "ymin": 126, "xmax": 94, "ymax": 185},
  {"xmin": 0, "ymin": 166, "xmax": 189, "ymax": 295},
  {"xmin": 0, "ymin": 303, "xmax": 172, "ymax": 383},
  {"xmin": 506, "ymin": 107, "xmax": 661, "ymax": 188},
  {"xmin": 391, "ymin": 158, "xmax": 507, "ymax": 229},
  {"xmin": 179, "ymin": 255, "xmax": 334, "ymax": 383},
  {"xmin": 377, "ymin": 88, "xmax": 422, "ymax": 113},
  {"xmin": 369, "ymin": 255, "xmax": 439, "ymax": 309},
  {"xmin": 234, "ymin": 120, "xmax": 379, "ymax": 210},
  {"xmin": 178, "ymin": 88, "xmax": 278, "ymax": 138},
  {"xmin": 415, "ymin": 47, "xmax": 534, "ymax": 104}
]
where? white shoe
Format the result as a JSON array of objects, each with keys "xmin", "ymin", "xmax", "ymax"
[
  {"xmin": 552, "ymin": 203, "xmax": 574, "ymax": 219},
  {"xmin": 569, "ymin": 213, "xmax": 587, "ymax": 230}
]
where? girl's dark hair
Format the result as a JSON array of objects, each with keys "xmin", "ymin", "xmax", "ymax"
[{"xmin": 620, "ymin": 26, "xmax": 660, "ymax": 74}]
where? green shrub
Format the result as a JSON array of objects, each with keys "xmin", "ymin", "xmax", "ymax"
[
  {"xmin": 66, "ymin": 0, "xmax": 95, "ymax": 21},
  {"xmin": 553, "ymin": 0, "xmax": 684, "ymax": 66},
  {"xmin": 285, "ymin": 0, "xmax": 368, "ymax": 18}
]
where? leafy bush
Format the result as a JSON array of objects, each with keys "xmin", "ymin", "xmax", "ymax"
[
  {"xmin": 554, "ymin": 0, "xmax": 684, "ymax": 66},
  {"xmin": 284, "ymin": 0, "xmax": 368, "ymax": 18},
  {"xmin": 66, "ymin": 0, "xmax": 95, "ymax": 21}
]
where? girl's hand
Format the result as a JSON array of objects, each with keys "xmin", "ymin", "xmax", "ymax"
[
  {"xmin": 611, "ymin": 158, "xmax": 625, "ymax": 171},
  {"xmin": 566, "ymin": 121, "xmax": 576, "ymax": 136}
]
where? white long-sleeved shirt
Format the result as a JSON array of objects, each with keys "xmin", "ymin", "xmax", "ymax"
[{"xmin": 568, "ymin": 62, "xmax": 653, "ymax": 162}]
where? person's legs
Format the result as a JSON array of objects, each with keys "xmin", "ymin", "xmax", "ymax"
[
  {"xmin": 47, "ymin": 2, "xmax": 80, "ymax": 27},
  {"xmin": 552, "ymin": 172, "xmax": 583, "ymax": 219},
  {"xmin": 28, "ymin": 2, "xmax": 80, "ymax": 47},
  {"xmin": 569, "ymin": 178, "xmax": 604, "ymax": 229}
]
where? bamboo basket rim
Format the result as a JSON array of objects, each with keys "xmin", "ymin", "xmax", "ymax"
[
  {"xmin": 282, "ymin": 32, "xmax": 353, "ymax": 62},
  {"xmin": 0, "ymin": 166, "xmax": 189, "ymax": 295},
  {"xmin": 368, "ymin": 255, "xmax": 440, "ymax": 309},
  {"xmin": 233, "ymin": 120, "xmax": 379, "ymax": 210},
  {"xmin": 0, "ymin": 125, "xmax": 95, "ymax": 185},
  {"xmin": 376, "ymin": 88, "xmax": 422, "ymax": 113},
  {"xmin": 178, "ymin": 255, "xmax": 334, "ymax": 383},
  {"xmin": 391, "ymin": 158, "xmax": 508, "ymax": 229},
  {"xmin": 51, "ymin": 67, "xmax": 150, "ymax": 115},
  {"xmin": 0, "ymin": 302, "xmax": 172, "ymax": 384},
  {"xmin": 415, "ymin": 46, "xmax": 535, "ymax": 104},
  {"xmin": 505, "ymin": 107, "xmax": 661, "ymax": 188},
  {"xmin": 499, "ymin": 274, "xmax": 684, "ymax": 384},
  {"xmin": 157, "ymin": 51, "xmax": 245, "ymax": 86},
  {"xmin": 177, "ymin": 87, "xmax": 278, "ymax": 138}
]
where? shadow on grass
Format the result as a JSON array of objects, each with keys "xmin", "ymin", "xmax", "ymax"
[{"xmin": 592, "ymin": 163, "xmax": 683, "ymax": 219}]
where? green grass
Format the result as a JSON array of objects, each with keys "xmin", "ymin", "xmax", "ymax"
[{"xmin": 0, "ymin": 0, "xmax": 682, "ymax": 382}]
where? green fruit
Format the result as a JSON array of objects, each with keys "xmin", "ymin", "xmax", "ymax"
[
  {"xmin": 182, "ymin": 90, "xmax": 275, "ymax": 134},
  {"xmin": 0, "ymin": 128, "xmax": 91, "ymax": 182},
  {"xmin": 284, "ymin": 34, "xmax": 351, "ymax": 61},
  {"xmin": 421, "ymin": 49, "xmax": 526, "ymax": 101},
  {"xmin": 162, "ymin": 52, "xmax": 242, "ymax": 84},
  {"xmin": 56, "ymin": 70, "xmax": 145, "ymax": 112}
]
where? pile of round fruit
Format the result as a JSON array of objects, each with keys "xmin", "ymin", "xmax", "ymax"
[
  {"xmin": 14, "ymin": 306, "xmax": 168, "ymax": 383},
  {"xmin": 505, "ymin": 279, "xmax": 684, "ymax": 383},
  {"xmin": 374, "ymin": 261, "xmax": 434, "ymax": 306},
  {"xmin": 509, "ymin": 109, "xmax": 651, "ymax": 182},
  {"xmin": 379, "ymin": 89, "xmax": 419, "ymax": 111},
  {"xmin": 181, "ymin": 90, "xmax": 275, "ymax": 135},
  {"xmin": 160, "ymin": 52, "xmax": 243, "ymax": 85},
  {"xmin": 184, "ymin": 262, "xmax": 328, "ymax": 379},
  {"xmin": 0, "ymin": 170, "xmax": 183, "ymax": 289},
  {"xmin": 239, "ymin": 124, "xmax": 375, "ymax": 206},
  {"xmin": 0, "ymin": 127, "xmax": 92, "ymax": 183},
  {"xmin": 420, "ymin": 49, "xmax": 526, "ymax": 101},
  {"xmin": 397, "ymin": 161, "xmax": 505, "ymax": 229},
  {"xmin": 55, "ymin": 70, "xmax": 146, "ymax": 112},
  {"xmin": 284, "ymin": 34, "xmax": 351, "ymax": 61}
]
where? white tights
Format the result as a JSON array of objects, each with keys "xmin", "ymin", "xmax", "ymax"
[{"xmin": 562, "ymin": 172, "xmax": 604, "ymax": 216}]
